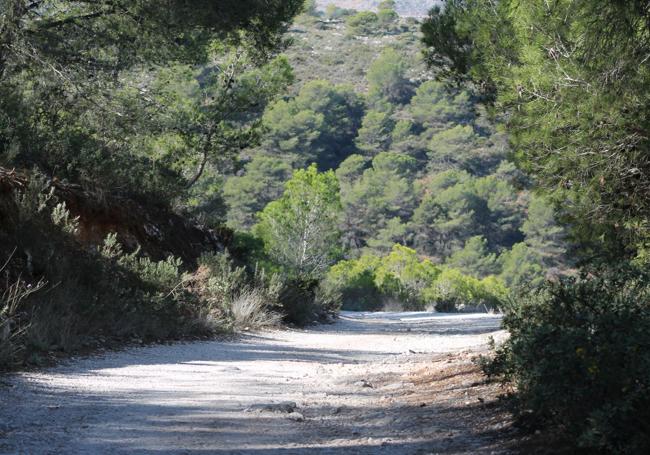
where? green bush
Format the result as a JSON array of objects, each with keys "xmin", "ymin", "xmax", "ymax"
[
  {"xmin": 324, "ymin": 5, "xmax": 355, "ymax": 20},
  {"xmin": 346, "ymin": 11, "xmax": 379, "ymax": 36},
  {"xmin": 324, "ymin": 244, "xmax": 508, "ymax": 311},
  {"xmin": 326, "ymin": 254, "xmax": 383, "ymax": 310},
  {"xmin": 377, "ymin": 8, "xmax": 398, "ymax": 27},
  {"xmin": 0, "ymin": 276, "xmax": 46, "ymax": 368},
  {"xmin": 195, "ymin": 252, "xmax": 282, "ymax": 330},
  {"xmin": 424, "ymin": 269, "xmax": 507, "ymax": 312},
  {"xmin": 277, "ymin": 277, "xmax": 320, "ymax": 325},
  {"xmin": 486, "ymin": 267, "xmax": 650, "ymax": 453},
  {"xmin": 375, "ymin": 245, "xmax": 441, "ymax": 310},
  {"xmin": 196, "ymin": 251, "xmax": 248, "ymax": 306}
]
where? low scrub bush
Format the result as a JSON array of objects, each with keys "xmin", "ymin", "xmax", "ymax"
[
  {"xmin": 101, "ymin": 233, "xmax": 183, "ymax": 289},
  {"xmin": 231, "ymin": 230, "xmax": 340, "ymax": 325},
  {"xmin": 346, "ymin": 11, "xmax": 380, "ymax": 36},
  {"xmin": 278, "ymin": 277, "xmax": 320, "ymax": 325},
  {"xmin": 0, "ymin": 271, "xmax": 46, "ymax": 368},
  {"xmin": 423, "ymin": 270, "xmax": 508, "ymax": 312},
  {"xmin": 486, "ymin": 267, "xmax": 650, "ymax": 453},
  {"xmin": 325, "ymin": 244, "xmax": 508, "ymax": 311},
  {"xmin": 194, "ymin": 252, "xmax": 283, "ymax": 330},
  {"xmin": 229, "ymin": 289, "xmax": 282, "ymax": 330},
  {"xmin": 325, "ymin": 254, "xmax": 384, "ymax": 310}
]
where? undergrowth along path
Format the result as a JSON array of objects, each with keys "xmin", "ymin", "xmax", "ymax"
[{"xmin": 0, "ymin": 312, "xmax": 510, "ymax": 454}]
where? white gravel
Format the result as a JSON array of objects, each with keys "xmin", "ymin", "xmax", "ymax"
[{"xmin": 0, "ymin": 311, "xmax": 505, "ymax": 454}]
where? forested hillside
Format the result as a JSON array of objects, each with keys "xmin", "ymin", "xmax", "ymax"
[
  {"xmin": 2, "ymin": 0, "xmax": 650, "ymax": 453},
  {"xmin": 220, "ymin": 4, "xmax": 568, "ymax": 311},
  {"xmin": 0, "ymin": 0, "xmax": 568, "ymax": 369}
]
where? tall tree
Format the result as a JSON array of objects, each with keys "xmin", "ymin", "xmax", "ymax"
[
  {"xmin": 261, "ymin": 80, "xmax": 364, "ymax": 169},
  {"xmin": 223, "ymin": 155, "xmax": 293, "ymax": 230},
  {"xmin": 522, "ymin": 196, "xmax": 567, "ymax": 268},
  {"xmin": 408, "ymin": 80, "xmax": 473, "ymax": 131},
  {"xmin": 421, "ymin": 0, "xmax": 650, "ymax": 256},
  {"xmin": 256, "ymin": 165, "xmax": 342, "ymax": 277},
  {"xmin": 339, "ymin": 152, "xmax": 416, "ymax": 251},
  {"xmin": 0, "ymin": 0, "xmax": 303, "ymax": 196},
  {"xmin": 355, "ymin": 110, "xmax": 395, "ymax": 156},
  {"xmin": 446, "ymin": 235, "xmax": 498, "ymax": 278},
  {"xmin": 367, "ymin": 48, "xmax": 413, "ymax": 105}
]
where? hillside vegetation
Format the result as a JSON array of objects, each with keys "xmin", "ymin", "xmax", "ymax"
[
  {"xmin": 3, "ymin": 2, "xmax": 649, "ymax": 453},
  {"xmin": 0, "ymin": 0, "xmax": 309, "ymax": 369},
  {"xmin": 422, "ymin": 1, "xmax": 650, "ymax": 452},
  {"xmin": 0, "ymin": 0, "xmax": 568, "ymax": 369},
  {"xmin": 221, "ymin": 5, "xmax": 569, "ymax": 313}
]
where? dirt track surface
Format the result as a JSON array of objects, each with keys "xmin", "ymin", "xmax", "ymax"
[{"xmin": 0, "ymin": 312, "xmax": 511, "ymax": 454}]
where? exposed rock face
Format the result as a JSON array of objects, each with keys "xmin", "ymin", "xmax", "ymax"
[{"xmin": 316, "ymin": 0, "xmax": 441, "ymax": 17}]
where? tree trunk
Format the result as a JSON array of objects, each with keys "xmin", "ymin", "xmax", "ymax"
[{"xmin": 185, "ymin": 129, "xmax": 215, "ymax": 189}]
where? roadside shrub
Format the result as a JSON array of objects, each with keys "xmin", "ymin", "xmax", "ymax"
[
  {"xmin": 102, "ymin": 234, "xmax": 183, "ymax": 283},
  {"xmin": 325, "ymin": 255, "xmax": 383, "ymax": 310},
  {"xmin": 324, "ymin": 244, "xmax": 508, "ymax": 311},
  {"xmin": 424, "ymin": 270, "xmax": 507, "ymax": 312},
  {"xmin": 194, "ymin": 252, "xmax": 283, "ymax": 330},
  {"xmin": 314, "ymin": 279, "xmax": 342, "ymax": 317},
  {"xmin": 229, "ymin": 289, "xmax": 282, "ymax": 330},
  {"xmin": 278, "ymin": 277, "xmax": 320, "ymax": 325},
  {"xmin": 196, "ymin": 251, "xmax": 248, "ymax": 305},
  {"xmin": 0, "ymin": 274, "xmax": 46, "ymax": 369},
  {"xmin": 376, "ymin": 245, "xmax": 441, "ymax": 310},
  {"xmin": 486, "ymin": 267, "xmax": 650, "ymax": 453},
  {"xmin": 423, "ymin": 268, "xmax": 475, "ymax": 312}
]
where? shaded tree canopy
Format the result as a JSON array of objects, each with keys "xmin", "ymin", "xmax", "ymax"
[
  {"xmin": 1, "ymin": 0, "xmax": 304, "ymax": 76},
  {"xmin": 0, "ymin": 0, "xmax": 303, "ymax": 199},
  {"xmin": 255, "ymin": 164, "xmax": 342, "ymax": 277},
  {"xmin": 421, "ymin": 0, "xmax": 650, "ymax": 256}
]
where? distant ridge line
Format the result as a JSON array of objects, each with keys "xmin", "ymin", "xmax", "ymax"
[{"xmin": 315, "ymin": 0, "xmax": 442, "ymax": 18}]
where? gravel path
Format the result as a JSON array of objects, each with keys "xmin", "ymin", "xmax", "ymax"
[{"xmin": 0, "ymin": 311, "xmax": 507, "ymax": 454}]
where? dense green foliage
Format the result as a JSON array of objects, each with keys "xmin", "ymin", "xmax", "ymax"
[
  {"xmin": 0, "ymin": 0, "xmax": 579, "ymax": 380},
  {"xmin": 488, "ymin": 270, "xmax": 650, "ymax": 453},
  {"xmin": 422, "ymin": 1, "xmax": 650, "ymax": 451},
  {"xmin": 325, "ymin": 244, "xmax": 507, "ymax": 311},
  {"xmin": 256, "ymin": 165, "xmax": 342, "ymax": 278},
  {"xmin": 422, "ymin": 0, "xmax": 650, "ymax": 259},
  {"xmin": 0, "ymin": 1, "xmax": 308, "ymax": 368},
  {"xmin": 4, "ymin": 2, "xmax": 647, "ymax": 452},
  {"xmin": 0, "ymin": 0, "xmax": 302, "ymax": 201},
  {"xmin": 220, "ymin": 7, "xmax": 569, "ymax": 312},
  {"xmin": 260, "ymin": 80, "xmax": 364, "ymax": 170}
]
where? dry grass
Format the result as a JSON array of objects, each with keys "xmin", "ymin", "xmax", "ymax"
[
  {"xmin": 1, "ymin": 277, "xmax": 46, "ymax": 367},
  {"xmin": 230, "ymin": 289, "xmax": 282, "ymax": 330}
]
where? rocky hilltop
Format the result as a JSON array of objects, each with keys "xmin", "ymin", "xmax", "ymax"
[{"xmin": 316, "ymin": 0, "xmax": 441, "ymax": 17}]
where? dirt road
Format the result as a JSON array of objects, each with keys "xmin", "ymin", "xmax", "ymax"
[{"xmin": 0, "ymin": 312, "xmax": 510, "ymax": 454}]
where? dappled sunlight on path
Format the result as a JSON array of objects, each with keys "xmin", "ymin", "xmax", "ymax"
[{"xmin": 0, "ymin": 312, "xmax": 508, "ymax": 454}]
